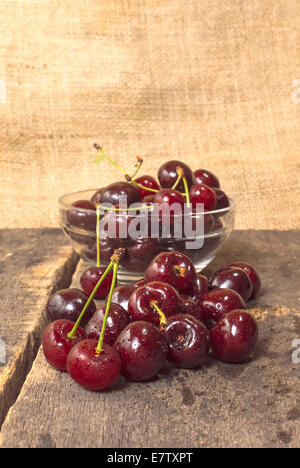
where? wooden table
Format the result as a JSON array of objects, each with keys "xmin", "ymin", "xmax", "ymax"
[{"xmin": 0, "ymin": 229, "xmax": 299, "ymax": 448}]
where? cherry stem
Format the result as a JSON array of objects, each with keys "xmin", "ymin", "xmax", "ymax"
[
  {"xmin": 125, "ymin": 175, "xmax": 159, "ymax": 193},
  {"xmin": 131, "ymin": 156, "xmax": 143, "ymax": 179},
  {"xmin": 182, "ymin": 176, "xmax": 190, "ymax": 207},
  {"xmin": 172, "ymin": 166, "xmax": 184, "ymax": 190},
  {"xmin": 94, "ymin": 144, "xmax": 128, "ymax": 176},
  {"xmin": 150, "ymin": 300, "xmax": 167, "ymax": 331},
  {"xmin": 96, "ymin": 205, "xmax": 101, "ymax": 268},
  {"xmin": 95, "ymin": 260, "xmax": 119, "ymax": 355},
  {"xmin": 67, "ymin": 262, "xmax": 114, "ymax": 339}
]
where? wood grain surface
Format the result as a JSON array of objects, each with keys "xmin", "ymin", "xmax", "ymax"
[
  {"xmin": 0, "ymin": 230, "xmax": 299, "ymax": 448},
  {"xmin": 0, "ymin": 229, "xmax": 77, "ymax": 428}
]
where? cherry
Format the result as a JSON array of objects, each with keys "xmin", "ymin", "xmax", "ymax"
[
  {"xmin": 214, "ymin": 188, "xmax": 230, "ymax": 211},
  {"xmin": 101, "ymin": 181, "xmax": 140, "ymax": 206},
  {"xmin": 190, "ymin": 184, "xmax": 217, "ymax": 211},
  {"xmin": 128, "ymin": 281, "xmax": 180, "ymax": 326},
  {"xmin": 114, "ymin": 321, "xmax": 167, "ymax": 381},
  {"xmin": 111, "ymin": 285, "xmax": 136, "ymax": 312},
  {"xmin": 134, "ymin": 175, "xmax": 160, "ymax": 199},
  {"xmin": 145, "ymin": 251, "xmax": 197, "ymax": 295},
  {"xmin": 211, "ymin": 310, "xmax": 258, "ymax": 363},
  {"xmin": 91, "ymin": 188, "xmax": 104, "ymax": 206},
  {"xmin": 46, "ymin": 288, "xmax": 96, "ymax": 326},
  {"xmin": 153, "ymin": 188, "xmax": 185, "ymax": 214},
  {"xmin": 229, "ymin": 262, "xmax": 261, "ymax": 299},
  {"xmin": 199, "ymin": 288, "xmax": 246, "ymax": 328},
  {"xmin": 85, "ymin": 238, "xmax": 115, "ymax": 263},
  {"xmin": 209, "ymin": 267, "xmax": 253, "ymax": 302},
  {"xmin": 192, "ymin": 274, "xmax": 209, "ymax": 301},
  {"xmin": 194, "ymin": 169, "xmax": 220, "ymax": 188},
  {"xmin": 67, "ymin": 339, "xmax": 121, "ymax": 391},
  {"xmin": 86, "ymin": 303, "xmax": 130, "ymax": 345},
  {"xmin": 178, "ymin": 298, "xmax": 205, "ymax": 322},
  {"xmin": 80, "ymin": 266, "xmax": 115, "ymax": 300},
  {"xmin": 158, "ymin": 160, "xmax": 194, "ymax": 193},
  {"xmin": 142, "ymin": 194, "xmax": 155, "ymax": 204},
  {"xmin": 126, "ymin": 238, "xmax": 160, "ymax": 267},
  {"xmin": 42, "ymin": 320, "xmax": 86, "ymax": 371},
  {"xmin": 134, "ymin": 278, "xmax": 145, "ymax": 289},
  {"xmin": 67, "ymin": 200, "xmax": 97, "ymax": 231},
  {"xmin": 164, "ymin": 315, "xmax": 210, "ymax": 368},
  {"xmin": 190, "ymin": 209, "xmax": 215, "ymax": 234}
]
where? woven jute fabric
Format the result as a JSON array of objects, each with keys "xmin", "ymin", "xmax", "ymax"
[{"xmin": 0, "ymin": 0, "xmax": 299, "ymax": 229}]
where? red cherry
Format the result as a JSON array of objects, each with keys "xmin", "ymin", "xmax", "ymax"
[
  {"xmin": 80, "ymin": 266, "xmax": 115, "ymax": 300},
  {"xmin": 158, "ymin": 160, "xmax": 194, "ymax": 192},
  {"xmin": 101, "ymin": 181, "xmax": 140, "ymax": 206},
  {"xmin": 214, "ymin": 188, "xmax": 230, "ymax": 211},
  {"xmin": 90, "ymin": 188, "xmax": 104, "ymax": 206},
  {"xmin": 229, "ymin": 262, "xmax": 261, "ymax": 299},
  {"xmin": 128, "ymin": 281, "xmax": 180, "ymax": 326},
  {"xmin": 153, "ymin": 189, "xmax": 185, "ymax": 217},
  {"xmin": 164, "ymin": 315, "xmax": 210, "ymax": 368},
  {"xmin": 111, "ymin": 285, "xmax": 136, "ymax": 312},
  {"xmin": 194, "ymin": 169, "xmax": 220, "ymax": 188},
  {"xmin": 46, "ymin": 288, "xmax": 96, "ymax": 327},
  {"xmin": 114, "ymin": 321, "xmax": 167, "ymax": 381},
  {"xmin": 134, "ymin": 175, "xmax": 160, "ymax": 199},
  {"xmin": 85, "ymin": 303, "xmax": 130, "ymax": 345},
  {"xmin": 209, "ymin": 267, "xmax": 253, "ymax": 302},
  {"xmin": 199, "ymin": 288, "xmax": 246, "ymax": 328},
  {"xmin": 67, "ymin": 339, "xmax": 121, "ymax": 391},
  {"xmin": 178, "ymin": 298, "xmax": 205, "ymax": 322},
  {"xmin": 211, "ymin": 310, "xmax": 258, "ymax": 363},
  {"xmin": 190, "ymin": 184, "xmax": 217, "ymax": 211},
  {"xmin": 67, "ymin": 200, "xmax": 97, "ymax": 231},
  {"xmin": 42, "ymin": 320, "xmax": 86, "ymax": 371}
]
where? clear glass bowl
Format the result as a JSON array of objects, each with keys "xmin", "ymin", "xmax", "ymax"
[{"xmin": 59, "ymin": 189, "xmax": 236, "ymax": 282}]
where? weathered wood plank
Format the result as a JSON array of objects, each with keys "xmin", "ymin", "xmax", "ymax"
[
  {"xmin": 1, "ymin": 230, "xmax": 299, "ymax": 448},
  {"xmin": 0, "ymin": 229, "xmax": 78, "ymax": 427}
]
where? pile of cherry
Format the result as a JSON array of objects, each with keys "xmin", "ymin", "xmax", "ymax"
[{"xmin": 43, "ymin": 250, "xmax": 260, "ymax": 392}]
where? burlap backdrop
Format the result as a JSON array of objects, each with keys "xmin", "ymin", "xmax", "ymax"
[{"xmin": 0, "ymin": 0, "xmax": 299, "ymax": 230}]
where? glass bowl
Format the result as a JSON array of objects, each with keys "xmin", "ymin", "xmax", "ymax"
[{"xmin": 59, "ymin": 189, "xmax": 236, "ymax": 283}]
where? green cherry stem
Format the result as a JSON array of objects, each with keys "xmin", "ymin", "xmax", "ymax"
[
  {"xmin": 96, "ymin": 204, "xmax": 101, "ymax": 268},
  {"xmin": 94, "ymin": 144, "xmax": 128, "ymax": 176},
  {"xmin": 182, "ymin": 176, "xmax": 190, "ymax": 207},
  {"xmin": 150, "ymin": 300, "xmax": 167, "ymax": 331},
  {"xmin": 67, "ymin": 262, "xmax": 114, "ymax": 339},
  {"xmin": 130, "ymin": 156, "xmax": 144, "ymax": 179},
  {"xmin": 172, "ymin": 166, "xmax": 184, "ymax": 190},
  {"xmin": 95, "ymin": 260, "xmax": 119, "ymax": 355}
]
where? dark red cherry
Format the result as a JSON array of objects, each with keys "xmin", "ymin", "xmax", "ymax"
[
  {"xmin": 85, "ymin": 238, "xmax": 115, "ymax": 262},
  {"xmin": 134, "ymin": 175, "xmax": 160, "ymax": 199},
  {"xmin": 91, "ymin": 188, "xmax": 104, "ymax": 206},
  {"xmin": 158, "ymin": 160, "xmax": 194, "ymax": 193},
  {"xmin": 46, "ymin": 288, "xmax": 96, "ymax": 326},
  {"xmin": 85, "ymin": 303, "xmax": 130, "ymax": 345},
  {"xmin": 164, "ymin": 315, "xmax": 210, "ymax": 368},
  {"xmin": 42, "ymin": 320, "xmax": 86, "ymax": 371},
  {"xmin": 190, "ymin": 184, "xmax": 217, "ymax": 211},
  {"xmin": 127, "ymin": 238, "xmax": 160, "ymax": 267},
  {"xmin": 67, "ymin": 200, "xmax": 97, "ymax": 231},
  {"xmin": 145, "ymin": 251, "xmax": 197, "ymax": 295},
  {"xmin": 134, "ymin": 278, "xmax": 145, "ymax": 289},
  {"xmin": 190, "ymin": 209, "xmax": 215, "ymax": 234},
  {"xmin": 193, "ymin": 274, "xmax": 209, "ymax": 301},
  {"xmin": 67, "ymin": 339, "xmax": 121, "ymax": 391},
  {"xmin": 209, "ymin": 267, "xmax": 253, "ymax": 302},
  {"xmin": 194, "ymin": 169, "xmax": 220, "ymax": 188},
  {"xmin": 199, "ymin": 288, "xmax": 246, "ymax": 328},
  {"xmin": 111, "ymin": 285, "xmax": 136, "ymax": 312},
  {"xmin": 211, "ymin": 310, "xmax": 258, "ymax": 363},
  {"xmin": 142, "ymin": 194, "xmax": 155, "ymax": 204},
  {"xmin": 128, "ymin": 281, "xmax": 180, "ymax": 326},
  {"xmin": 114, "ymin": 321, "xmax": 167, "ymax": 381},
  {"xmin": 214, "ymin": 188, "xmax": 230, "ymax": 211},
  {"xmin": 178, "ymin": 298, "xmax": 205, "ymax": 322},
  {"xmin": 101, "ymin": 181, "xmax": 140, "ymax": 206},
  {"xmin": 153, "ymin": 189, "xmax": 185, "ymax": 213},
  {"xmin": 229, "ymin": 262, "xmax": 261, "ymax": 299},
  {"xmin": 80, "ymin": 266, "xmax": 115, "ymax": 300}
]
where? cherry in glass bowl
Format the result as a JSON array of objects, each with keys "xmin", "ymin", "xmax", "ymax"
[{"xmin": 59, "ymin": 189, "xmax": 236, "ymax": 282}]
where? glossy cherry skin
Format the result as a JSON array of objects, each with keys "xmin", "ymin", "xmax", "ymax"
[
  {"xmin": 192, "ymin": 274, "xmax": 209, "ymax": 302},
  {"xmin": 178, "ymin": 298, "xmax": 205, "ymax": 322},
  {"xmin": 91, "ymin": 188, "xmax": 104, "ymax": 206},
  {"xmin": 229, "ymin": 262, "xmax": 261, "ymax": 299},
  {"xmin": 128, "ymin": 281, "xmax": 180, "ymax": 326},
  {"xmin": 86, "ymin": 303, "xmax": 130, "ymax": 345},
  {"xmin": 134, "ymin": 279, "xmax": 145, "ymax": 289},
  {"xmin": 101, "ymin": 181, "xmax": 140, "ymax": 206},
  {"xmin": 67, "ymin": 200, "xmax": 97, "ymax": 231},
  {"xmin": 111, "ymin": 285, "xmax": 136, "ymax": 312},
  {"xmin": 211, "ymin": 310, "xmax": 258, "ymax": 363},
  {"xmin": 42, "ymin": 320, "xmax": 86, "ymax": 371},
  {"xmin": 85, "ymin": 238, "xmax": 115, "ymax": 263},
  {"xmin": 209, "ymin": 267, "xmax": 253, "ymax": 302},
  {"xmin": 164, "ymin": 315, "xmax": 210, "ymax": 368},
  {"xmin": 158, "ymin": 160, "xmax": 194, "ymax": 193},
  {"xmin": 199, "ymin": 288, "xmax": 246, "ymax": 328},
  {"xmin": 46, "ymin": 288, "xmax": 96, "ymax": 326},
  {"xmin": 214, "ymin": 188, "xmax": 230, "ymax": 211},
  {"xmin": 114, "ymin": 321, "xmax": 167, "ymax": 381},
  {"xmin": 134, "ymin": 175, "xmax": 160, "ymax": 199},
  {"xmin": 153, "ymin": 189, "xmax": 185, "ymax": 213},
  {"xmin": 145, "ymin": 251, "xmax": 197, "ymax": 295},
  {"xmin": 194, "ymin": 169, "xmax": 220, "ymax": 188},
  {"xmin": 67, "ymin": 339, "xmax": 121, "ymax": 391},
  {"xmin": 190, "ymin": 184, "xmax": 217, "ymax": 211},
  {"xmin": 127, "ymin": 238, "xmax": 161, "ymax": 267},
  {"xmin": 80, "ymin": 266, "xmax": 115, "ymax": 300}
]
